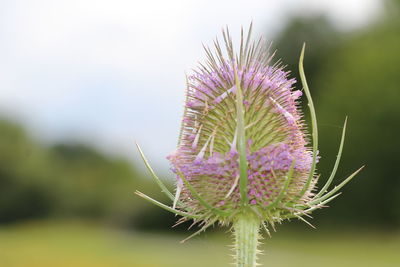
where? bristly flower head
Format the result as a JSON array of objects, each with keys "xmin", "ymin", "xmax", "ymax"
[
  {"xmin": 167, "ymin": 28, "xmax": 313, "ymax": 224},
  {"xmin": 136, "ymin": 24, "xmax": 362, "ymax": 240}
]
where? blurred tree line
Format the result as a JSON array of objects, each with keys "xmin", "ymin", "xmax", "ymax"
[
  {"xmin": 274, "ymin": 0, "xmax": 400, "ymax": 227},
  {"xmin": 0, "ymin": 119, "xmax": 161, "ymax": 227}
]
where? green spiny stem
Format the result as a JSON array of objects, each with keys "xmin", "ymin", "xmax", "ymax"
[{"xmin": 233, "ymin": 212, "xmax": 261, "ymax": 267}]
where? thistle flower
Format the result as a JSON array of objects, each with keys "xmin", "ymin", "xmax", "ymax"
[{"xmin": 135, "ymin": 24, "xmax": 362, "ymax": 267}]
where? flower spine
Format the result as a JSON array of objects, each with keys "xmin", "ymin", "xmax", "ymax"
[{"xmin": 135, "ymin": 24, "xmax": 363, "ymax": 267}]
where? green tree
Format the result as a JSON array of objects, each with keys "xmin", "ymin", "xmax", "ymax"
[{"xmin": 0, "ymin": 120, "xmax": 53, "ymax": 223}]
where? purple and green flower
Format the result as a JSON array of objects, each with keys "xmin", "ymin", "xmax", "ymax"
[{"xmin": 135, "ymin": 24, "xmax": 362, "ymax": 267}]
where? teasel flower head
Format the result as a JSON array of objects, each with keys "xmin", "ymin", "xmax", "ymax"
[{"xmin": 135, "ymin": 24, "xmax": 363, "ymax": 266}]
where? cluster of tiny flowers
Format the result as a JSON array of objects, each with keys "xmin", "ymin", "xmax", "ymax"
[{"xmin": 167, "ymin": 32, "xmax": 317, "ymax": 223}]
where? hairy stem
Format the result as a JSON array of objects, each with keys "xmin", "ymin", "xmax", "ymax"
[{"xmin": 233, "ymin": 212, "xmax": 261, "ymax": 267}]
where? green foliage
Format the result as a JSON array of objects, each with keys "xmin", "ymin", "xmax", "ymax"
[
  {"xmin": 0, "ymin": 119, "xmax": 154, "ymax": 225},
  {"xmin": 273, "ymin": 16, "xmax": 341, "ymax": 88},
  {"xmin": 0, "ymin": 120, "xmax": 54, "ymax": 223},
  {"xmin": 314, "ymin": 19, "xmax": 400, "ymax": 226}
]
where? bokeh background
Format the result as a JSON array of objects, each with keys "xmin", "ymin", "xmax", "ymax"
[{"xmin": 0, "ymin": 0, "xmax": 399, "ymax": 266}]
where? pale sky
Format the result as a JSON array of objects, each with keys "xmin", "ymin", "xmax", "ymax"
[{"xmin": 0, "ymin": 0, "xmax": 383, "ymax": 173}]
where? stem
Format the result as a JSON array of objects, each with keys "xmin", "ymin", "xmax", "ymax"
[{"xmin": 233, "ymin": 212, "xmax": 261, "ymax": 267}]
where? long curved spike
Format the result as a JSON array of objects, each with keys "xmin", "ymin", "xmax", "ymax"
[
  {"xmin": 297, "ymin": 43, "xmax": 319, "ymax": 198},
  {"xmin": 305, "ymin": 192, "xmax": 342, "ymax": 213},
  {"xmin": 180, "ymin": 218, "xmax": 217, "ymax": 243},
  {"xmin": 314, "ymin": 117, "xmax": 347, "ymax": 198},
  {"xmin": 261, "ymin": 221, "xmax": 271, "ymax": 238},
  {"xmin": 225, "ymin": 174, "xmax": 240, "ymax": 198},
  {"xmin": 281, "ymin": 193, "xmax": 341, "ymax": 220},
  {"xmin": 243, "ymin": 22, "xmax": 253, "ymax": 65},
  {"xmin": 295, "ymin": 214, "xmax": 316, "ymax": 229},
  {"xmin": 173, "ymin": 182, "xmax": 183, "ymax": 209},
  {"xmin": 135, "ymin": 143, "xmax": 175, "ymax": 201},
  {"xmin": 310, "ymin": 166, "xmax": 364, "ymax": 205},
  {"xmin": 135, "ymin": 191, "xmax": 201, "ymax": 219},
  {"xmin": 239, "ymin": 26, "xmax": 244, "ymax": 66},
  {"xmin": 234, "ymin": 62, "xmax": 249, "ymax": 206},
  {"xmin": 176, "ymin": 169, "xmax": 229, "ymax": 217}
]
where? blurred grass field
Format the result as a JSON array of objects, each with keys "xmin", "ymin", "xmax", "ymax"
[{"xmin": 0, "ymin": 220, "xmax": 399, "ymax": 267}]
